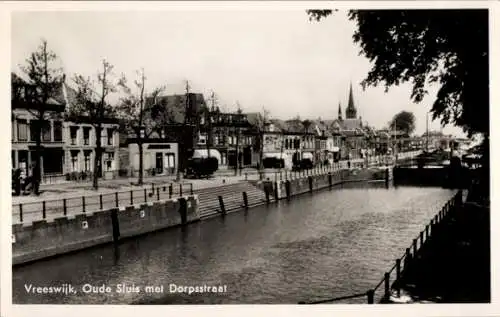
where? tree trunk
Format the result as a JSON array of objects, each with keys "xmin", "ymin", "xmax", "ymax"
[
  {"xmin": 206, "ymin": 116, "xmax": 212, "ymax": 159},
  {"xmin": 259, "ymin": 131, "xmax": 264, "ymax": 170},
  {"xmin": 32, "ymin": 119, "xmax": 42, "ymax": 195},
  {"xmin": 93, "ymin": 124, "xmax": 102, "ymax": 190},
  {"xmin": 235, "ymin": 127, "xmax": 240, "ymax": 176},
  {"xmin": 138, "ymin": 137, "xmax": 144, "ymax": 185},
  {"xmin": 176, "ymin": 128, "xmax": 184, "ymax": 182}
]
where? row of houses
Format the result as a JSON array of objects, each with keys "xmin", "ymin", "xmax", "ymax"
[{"xmin": 11, "ymin": 73, "xmax": 434, "ymax": 183}]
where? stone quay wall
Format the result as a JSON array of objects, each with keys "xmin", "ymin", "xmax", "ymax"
[{"xmin": 12, "ymin": 195, "xmax": 199, "ymax": 266}]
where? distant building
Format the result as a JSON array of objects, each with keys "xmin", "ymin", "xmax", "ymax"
[
  {"xmin": 121, "ymin": 92, "xmax": 207, "ymax": 176},
  {"xmin": 198, "ymin": 110, "xmax": 258, "ymax": 169},
  {"xmin": 330, "ymin": 83, "xmax": 367, "ymax": 159}
]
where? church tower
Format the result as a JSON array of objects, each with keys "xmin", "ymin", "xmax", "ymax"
[
  {"xmin": 338, "ymin": 102, "xmax": 342, "ymax": 121},
  {"xmin": 346, "ymin": 82, "xmax": 357, "ymax": 119}
]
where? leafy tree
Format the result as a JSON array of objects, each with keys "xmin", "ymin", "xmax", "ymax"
[
  {"xmin": 389, "ymin": 110, "xmax": 416, "ymax": 135},
  {"xmin": 18, "ymin": 40, "xmax": 65, "ymax": 195},
  {"xmin": 307, "ymin": 9, "xmax": 488, "ymax": 137},
  {"xmin": 116, "ymin": 68, "xmax": 165, "ymax": 185},
  {"xmin": 68, "ymin": 60, "xmax": 118, "ymax": 190},
  {"xmin": 302, "ymin": 119, "xmax": 313, "ymax": 134}
]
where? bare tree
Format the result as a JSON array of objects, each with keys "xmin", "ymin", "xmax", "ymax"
[
  {"xmin": 116, "ymin": 68, "xmax": 165, "ymax": 185},
  {"xmin": 69, "ymin": 60, "xmax": 117, "ymax": 190},
  {"xmin": 19, "ymin": 40, "xmax": 64, "ymax": 195}
]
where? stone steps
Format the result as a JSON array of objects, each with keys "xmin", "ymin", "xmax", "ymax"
[{"xmin": 197, "ymin": 182, "xmax": 274, "ymax": 218}]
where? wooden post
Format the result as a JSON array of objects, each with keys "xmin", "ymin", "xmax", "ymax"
[
  {"xmin": 190, "ymin": 183, "xmax": 194, "ymax": 195},
  {"xmin": 179, "ymin": 184, "xmax": 183, "ymax": 196},
  {"xmin": 130, "ymin": 190, "xmax": 133, "ymax": 205},
  {"xmin": 274, "ymin": 182, "xmax": 279, "ymax": 201},
  {"xmin": 115, "ymin": 192, "xmax": 119, "ymax": 207},
  {"xmin": 99, "ymin": 194, "xmax": 103, "ymax": 210},
  {"xmin": 169, "ymin": 184, "xmax": 173, "ymax": 198},
  {"xmin": 63, "ymin": 199, "xmax": 67, "ymax": 216},
  {"xmin": 396, "ymin": 259, "xmax": 401, "ymax": 297},
  {"xmin": 82, "ymin": 197, "xmax": 85, "ymax": 213},
  {"xmin": 285, "ymin": 180, "xmax": 291, "ymax": 200},
  {"xmin": 42, "ymin": 201, "xmax": 46, "ymax": 219},
  {"xmin": 367, "ymin": 290, "xmax": 374, "ymax": 304},
  {"xmin": 384, "ymin": 272, "xmax": 390, "ymax": 299},
  {"xmin": 218, "ymin": 195, "xmax": 226, "ymax": 214},
  {"xmin": 405, "ymin": 248, "xmax": 411, "ymax": 268},
  {"xmin": 144, "ymin": 188, "xmax": 147, "ymax": 203},
  {"xmin": 242, "ymin": 192, "xmax": 249, "ymax": 209},
  {"xmin": 111, "ymin": 208, "xmax": 120, "ymax": 243},
  {"xmin": 19, "ymin": 204, "xmax": 23, "ymax": 223}
]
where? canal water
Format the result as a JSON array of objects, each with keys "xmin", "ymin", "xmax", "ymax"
[{"xmin": 13, "ymin": 183, "xmax": 456, "ymax": 304}]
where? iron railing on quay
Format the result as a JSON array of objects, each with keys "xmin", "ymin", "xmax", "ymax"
[
  {"xmin": 13, "ymin": 182, "xmax": 193, "ymax": 223},
  {"xmin": 298, "ymin": 189, "xmax": 463, "ymax": 304}
]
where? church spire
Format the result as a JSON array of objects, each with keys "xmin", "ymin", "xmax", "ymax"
[
  {"xmin": 346, "ymin": 82, "xmax": 357, "ymax": 119},
  {"xmin": 338, "ymin": 102, "xmax": 342, "ymax": 120}
]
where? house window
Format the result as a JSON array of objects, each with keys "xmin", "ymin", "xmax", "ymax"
[
  {"xmin": 70, "ymin": 127, "xmax": 78, "ymax": 145},
  {"xmin": 83, "ymin": 127, "xmax": 90, "ymax": 145},
  {"xmin": 71, "ymin": 151, "xmax": 79, "ymax": 172},
  {"xmin": 104, "ymin": 152, "xmax": 114, "ymax": 171},
  {"xmin": 42, "ymin": 121, "xmax": 51, "ymax": 142},
  {"xmin": 17, "ymin": 119, "xmax": 28, "ymax": 141},
  {"xmin": 54, "ymin": 121, "xmax": 63, "ymax": 142},
  {"xmin": 83, "ymin": 151, "xmax": 91, "ymax": 171},
  {"xmin": 107, "ymin": 128, "xmax": 113, "ymax": 145}
]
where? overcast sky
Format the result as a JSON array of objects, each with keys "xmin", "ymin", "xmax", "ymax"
[{"xmin": 11, "ymin": 10, "xmax": 466, "ymax": 136}]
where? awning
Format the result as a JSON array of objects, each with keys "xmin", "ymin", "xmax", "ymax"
[
  {"xmin": 192, "ymin": 149, "xmax": 221, "ymax": 162},
  {"xmin": 263, "ymin": 152, "xmax": 288, "ymax": 160},
  {"xmin": 302, "ymin": 152, "xmax": 313, "ymax": 159}
]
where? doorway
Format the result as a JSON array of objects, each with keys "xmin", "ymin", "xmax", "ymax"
[{"xmin": 155, "ymin": 152, "xmax": 163, "ymax": 174}]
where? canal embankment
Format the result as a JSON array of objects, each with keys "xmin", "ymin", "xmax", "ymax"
[{"xmin": 12, "ymin": 165, "xmax": 392, "ymax": 266}]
